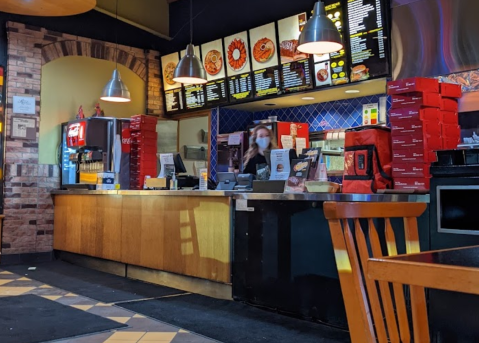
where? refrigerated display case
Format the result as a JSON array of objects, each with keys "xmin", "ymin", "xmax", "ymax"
[{"xmin": 309, "ymin": 129, "xmax": 345, "ymax": 176}]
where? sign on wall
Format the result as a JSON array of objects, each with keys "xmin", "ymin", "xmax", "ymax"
[{"xmin": 13, "ymin": 96, "xmax": 36, "ymax": 115}]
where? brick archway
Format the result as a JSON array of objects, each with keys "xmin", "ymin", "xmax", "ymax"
[
  {"xmin": 42, "ymin": 40, "xmax": 147, "ymax": 81},
  {"xmin": 2, "ymin": 21, "xmax": 165, "ymax": 257}
]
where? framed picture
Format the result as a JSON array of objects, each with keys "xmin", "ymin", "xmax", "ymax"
[{"xmin": 10, "ymin": 115, "xmax": 37, "ymax": 140}]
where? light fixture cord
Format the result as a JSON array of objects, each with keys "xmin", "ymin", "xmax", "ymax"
[
  {"xmin": 189, "ymin": 0, "xmax": 193, "ymax": 44},
  {"xmin": 115, "ymin": 0, "xmax": 119, "ymax": 69}
]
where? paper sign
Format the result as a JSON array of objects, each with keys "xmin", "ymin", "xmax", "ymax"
[
  {"xmin": 281, "ymin": 135, "xmax": 294, "ymax": 149},
  {"xmin": 13, "ymin": 96, "xmax": 35, "ymax": 115},
  {"xmin": 236, "ymin": 199, "xmax": 254, "ymax": 212},
  {"xmin": 11, "ymin": 116, "xmax": 36, "ymax": 139},
  {"xmin": 269, "ymin": 149, "xmax": 291, "ymax": 180},
  {"xmin": 363, "ymin": 103, "xmax": 379, "ymax": 125},
  {"xmin": 296, "ymin": 137, "xmax": 307, "ymax": 155},
  {"xmin": 228, "ymin": 133, "xmax": 242, "ymax": 146},
  {"xmin": 158, "ymin": 153, "xmax": 174, "ymax": 178}
]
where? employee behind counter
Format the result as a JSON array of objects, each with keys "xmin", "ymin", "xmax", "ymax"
[{"xmin": 243, "ymin": 125, "xmax": 276, "ymax": 175}]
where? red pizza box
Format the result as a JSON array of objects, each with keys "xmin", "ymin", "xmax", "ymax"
[
  {"xmin": 442, "ymin": 136, "xmax": 461, "ymax": 150},
  {"xmin": 441, "ymin": 98, "xmax": 459, "ymax": 112},
  {"xmin": 387, "ymin": 77, "xmax": 439, "ymax": 95},
  {"xmin": 391, "ymin": 120, "xmax": 441, "ymax": 136},
  {"xmin": 392, "ymin": 134, "xmax": 442, "ymax": 150},
  {"xmin": 440, "ymin": 83, "xmax": 462, "ymax": 99},
  {"xmin": 441, "ymin": 123, "xmax": 461, "ymax": 137},
  {"xmin": 441, "ymin": 111, "xmax": 459, "ymax": 124},
  {"xmin": 393, "ymin": 149, "xmax": 437, "ymax": 163},
  {"xmin": 392, "ymin": 163, "xmax": 431, "ymax": 178},
  {"xmin": 394, "ymin": 177, "xmax": 430, "ymax": 191},
  {"xmin": 391, "ymin": 92, "xmax": 441, "ymax": 109},
  {"xmin": 389, "ymin": 107, "xmax": 440, "ymax": 122}
]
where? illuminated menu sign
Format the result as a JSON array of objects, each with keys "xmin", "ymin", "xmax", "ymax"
[
  {"xmin": 184, "ymin": 84, "xmax": 206, "ymax": 110},
  {"xmin": 347, "ymin": 0, "xmax": 388, "ymax": 82},
  {"xmin": 281, "ymin": 59, "xmax": 312, "ymax": 93},
  {"xmin": 165, "ymin": 88, "xmax": 184, "ymax": 113},
  {"xmin": 228, "ymin": 73, "xmax": 254, "ymax": 102},
  {"xmin": 206, "ymin": 79, "xmax": 228, "ymax": 105},
  {"xmin": 254, "ymin": 66, "xmax": 281, "ymax": 97}
]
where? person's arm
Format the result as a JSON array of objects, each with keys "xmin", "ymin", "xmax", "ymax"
[{"xmin": 243, "ymin": 156, "xmax": 256, "ymax": 175}]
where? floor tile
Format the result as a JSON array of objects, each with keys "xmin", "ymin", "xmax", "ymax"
[
  {"xmin": 108, "ymin": 331, "xmax": 145, "ymax": 340},
  {"xmin": 71, "ymin": 304, "xmax": 94, "ymax": 311},
  {"xmin": 108, "ymin": 317, "xmax": 132, "ymax": 324},
  {"xmin": 140, "ymin": 332, "xmax": 177, "ymax": 341},
  {"xmin": 0, "ymin": 286, "xmax": 35, "ymax": 295}
]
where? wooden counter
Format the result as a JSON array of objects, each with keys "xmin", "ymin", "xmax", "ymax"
[{"xmin": 53, "ymin": 191, "xmax": 232, "ymax": 284}]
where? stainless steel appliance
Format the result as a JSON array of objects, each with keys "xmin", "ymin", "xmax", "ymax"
[
  {"xmin": 58, "ymin": 117, "xmax": 126, "ymax": 189},
  {"xmin": 216, "ymin": 132, "xmax": 248, "ymax": 173}
]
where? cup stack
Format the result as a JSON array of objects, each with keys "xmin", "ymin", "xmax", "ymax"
[
  {"xmin": 129, "ymin": 114, "xmax": 158, "ymax": 190},
  {"xmin": 387, "ymin": 77, "xmax": 462, "ymax": 192}
]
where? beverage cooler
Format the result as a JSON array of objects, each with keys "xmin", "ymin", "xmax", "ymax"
[
  {"xmin": 58, "ymin": 117, "xmax": 129, "ymax": 189},
  {"xmin": 248, "ymin": 121, "xmax": 309, "ymax": 150}
]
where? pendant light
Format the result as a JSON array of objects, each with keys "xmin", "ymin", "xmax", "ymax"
[
  {"xmin": 100, "ymin": 0, "xmax": 131, "ymax": 103},
  {"xmin": 172, "ymin": 0, "xmax": 207, "ymax": 84},
  {"xmin": 297, "ymin": 1, "xmax": 343, "ymax": 55}
]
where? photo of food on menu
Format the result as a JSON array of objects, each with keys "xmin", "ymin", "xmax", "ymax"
[
  {"xmin": 161, "ymin": 52, "xmax": 181, "ymax": 91},
  {"xmin": 284, "ymin": 159, "xmax": 311, "ymax": 193},
  {"xmin": 249, "ymin": 22, "xmax": 279, "ymax": 71},
  {"xmin": 201, "ymin": 39, "xmax": 226, "ymax": 81},
  {"xmin": 277, "ymin": 13, "xmax": 308, "ymax": 64}
]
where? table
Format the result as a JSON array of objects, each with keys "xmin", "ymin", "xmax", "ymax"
[{"xmin": 368, "ymin": 245, "xmax": 479, "ymax": 295}]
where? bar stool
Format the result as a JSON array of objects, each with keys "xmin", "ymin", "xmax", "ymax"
[{"xmin": 324, "ymin": 201, "xmax": 429, "ymax": 343}]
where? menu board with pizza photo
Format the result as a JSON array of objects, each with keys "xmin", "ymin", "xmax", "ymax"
[
  {"xmin": 249, "ymin": 22, "xmax": 281, "ymax": 97},
  {"xmin": 277, "ymin": 13, "xmax": 308, "ymax": 64},
  {"xmin": 201, "ymin": 39, "xmax": 228, "ymax": 105},
  {"xmin": 224, "ymin": 31, "xmax": 254, "ymax": 102},
  {"xmin": 161, "ymin": 52, "xmax": 184, "ymax": 113}
]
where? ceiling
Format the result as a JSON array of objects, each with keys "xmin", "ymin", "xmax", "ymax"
[
  {"xmin": 227, "ymin": 78, "xmax": 387, "ymax": 112},
  {"xmin": 95, "ymin": 0, "xmax": 171, "ymax": 39}
]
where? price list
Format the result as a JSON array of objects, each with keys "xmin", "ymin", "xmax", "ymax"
[
  {"xmin": 228, "ymin": 73, "xmax": 253, "ymax": 101},
  {"xmin": 206, "ymin": 79, "xmax": 228, "ymax": 105},
  {"xmin": 254, "ymin": 66, "xmax": 281, "ymax": 97},
  {"xmin": 347, "ymin": 0, "xmax": 387, "ymax": 78},
  {"xmin": 281, "ymin": 59, "xmax": 312, "ymax": 93},
  {"xmin": 165, "ymin": 88, "xmax": 184, "ymax": 113},
  {"xmin": 184, "ymin": 84, "xmax": 206, "ymax": 110},
  {"xmin": 325, "ymin": 1, "xmax": 346, "ymax": 60}
]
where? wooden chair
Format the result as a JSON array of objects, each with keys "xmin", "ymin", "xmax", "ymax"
[{"xmin": 323, "ymin": 202, "xmax": 429, "ymax": 343}]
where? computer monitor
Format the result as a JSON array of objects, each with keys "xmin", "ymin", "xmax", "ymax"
[{"xmin": 173, "ymin": 152, "xmax": 187, "ymax": 174}]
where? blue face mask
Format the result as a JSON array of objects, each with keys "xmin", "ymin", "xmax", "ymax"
[{"xmin": 256, "ymin": 137, "xmax": 270, "ymax": 150}]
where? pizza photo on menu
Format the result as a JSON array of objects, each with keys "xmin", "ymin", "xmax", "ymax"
[
  {"xmin": 164, "ymin": 62, "xmax": 177, "ymax": 85},
  {"xmin": 204, "ymin": 50, "xmax": 223, "ymax": 76},
  {"xmin": 227, "ymin": 38, "xmax": 248, "ymax": 71},
  {"xmin": 253, "ymin": 38, "xmax": 275, "ymax": 63}
]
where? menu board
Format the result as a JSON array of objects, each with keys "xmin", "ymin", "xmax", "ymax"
[
  {"xmin": 184, "ymin": 84, "xmax": 206, "ymax": 110},
  {"xmin": 206, "ymin": 79, "xmax": 228, "ymax": 105},
  {"xmin": 277, "ymin": 13, "xmax": 308, "ymax": 64},
  {"xmin": 165, "ymin": 88, "xmax": 184, "ymax": 113},
  {"xmin": 161, "ymin": 52, "xmax": 180, "ymax": 91},
  {"xmin": 249, "ymin": 23, "xmax": 279, "ymax": 71},
  {"xmin": 201, "ymin": 39, "xmax": 226, "ymax": 81},
  {"xmin": 254, "ymin": 66, "xmax": 281, "ymax": 97},
  {"xmin": 224, "ymin": 31, "xmax": 251, "ymax": 77},
  {"xmin": 281, "ymin": 58, "xmax": 312, "ymax": 93},
  {"xmin": 347, "ymin": 0, "xmax": 388, "ymax": 82},
  {"xmin": 228, "ymin": 73, "xmax": 253, "ymax": 101}
]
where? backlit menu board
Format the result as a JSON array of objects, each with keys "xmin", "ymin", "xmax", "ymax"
[
  {"xmin": 347, "ymin": 0, "xmax": 388, "ymax": 82},
  {"xmin": 206, "ymin": 79, "xmax": 228, "ymax": 105},
  {"xmin": 224, "ymin": 31, "xmax": 254, "ymax": 101},
  {"xmin": 254, "ymin": 67, "xmax": 281, "ymax": 97},
  {"xmin": 281, "ymin": 59, "xmax": 312, "ymax": 93},
  {"xmin": 184, "ymin": 84, "xmax": 206, "ymax": 110},
  {"xmin": 165, "ymin": 88, "xmax": 184, "ymax": 113}
]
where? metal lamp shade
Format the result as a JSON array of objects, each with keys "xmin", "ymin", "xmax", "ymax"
[
  {"xmin": 100, "ymin": 69, "xmax": 131, "ymax": 102},
  {"xmin": 297, "ymin": 1, "xmax": 343, "ymax": 55},
  {"xmin": 173, "ymin": 43, "xmax": 207, "ymax": 84}
]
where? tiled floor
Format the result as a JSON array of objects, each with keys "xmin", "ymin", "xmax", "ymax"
[{"xmin": 0, "ymin": 270, "xmax": 218, "ymax": 343}]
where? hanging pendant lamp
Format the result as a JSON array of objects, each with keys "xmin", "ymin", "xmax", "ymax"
[
  {"xmin": 173, "ymin": 0, "xmax": 207, "ymax": 84},
  {"xmin": 297, "ymin": 1, "xmax": 343, "ymax": 55},
  {"xmin": 100, "ymin": 0, "xmax": 131, "ymax": 103}
]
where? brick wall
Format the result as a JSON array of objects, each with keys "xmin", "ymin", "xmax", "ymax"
[{"xmin": 2, "ymin": 21, "xmax": 164, "ymax": 255}]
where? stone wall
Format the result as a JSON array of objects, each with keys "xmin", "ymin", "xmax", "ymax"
[{"xmin": 2, "ymin": 21, "xmax": 163, "ymax": 255}]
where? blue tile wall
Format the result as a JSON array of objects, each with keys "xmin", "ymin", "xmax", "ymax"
[{"xmin": 210, "ymin": 95, "xmax": 392, "ymax": 179}]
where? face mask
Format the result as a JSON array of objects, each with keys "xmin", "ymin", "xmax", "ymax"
[{"xmin": 256, "ymin": 137, "xmax": 270, "ymax": 150}]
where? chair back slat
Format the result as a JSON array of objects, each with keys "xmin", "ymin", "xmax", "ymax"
[
  {"xmin": 324, "ymin": 202, "xmax": 429, "ymax": 343},
  {"xmin": 354, "ymin": 219, "xmax": 389, "ymax": 343},
  {"xmin": 385, "ymin": 219, "xmax": 411, "ymax": 343},
  {"xmin": 368, "ymin": 219, "xmax": 401, "ymax": 343}
]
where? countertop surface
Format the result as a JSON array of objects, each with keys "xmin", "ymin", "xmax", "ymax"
[{"xmin": 52, "ymin": 189, "xmax": 430, "ymax": 202}]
